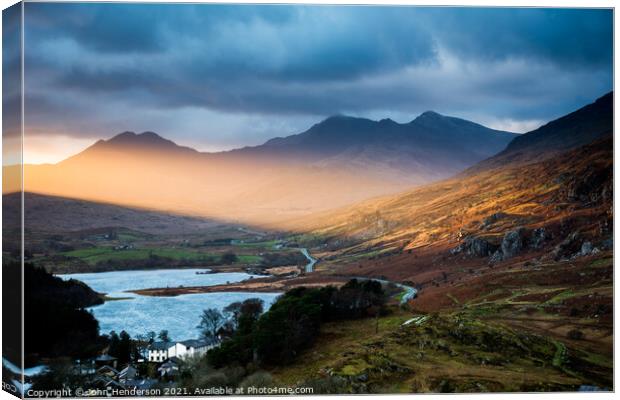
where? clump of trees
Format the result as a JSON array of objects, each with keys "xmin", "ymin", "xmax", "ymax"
[
  {"xmin": 107, "ymin": 330, "xmax": 134, "ymax": 364},
  {"xmin": 90, "ymin": 254, "xmax": 218, "ymax": 272},
  {"xmin": 207, "ymin": 279, "xmax": 387, "ymax": 368},
  {"xmin": 197, "ymin": 309, "xmax": 226, "ymax": 341},
  {"xmin": 259, "ymin": 252, "xmax": 308, "ymax": 267},
  {"xmin": 220, "ymin": 252, "xmax": 238, "ymax": 265},
  {"xmin": 16, "ymin": 263, "xmax": 106, "ymax": 362}
]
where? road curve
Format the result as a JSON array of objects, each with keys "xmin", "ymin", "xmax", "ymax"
[{"xmin": 300, "ymin": 248, "xmax": 417, "ymax": 305}]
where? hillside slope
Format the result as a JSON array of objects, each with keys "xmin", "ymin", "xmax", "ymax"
[
  {"xmin": 469, "ymin": 92, "xmax": 612, "ymax": 172},
  {"xmin": 3, "ymin": 192, "xmax": 223, "ymax": 234},
  {"xmin": 294, "ymin": 93, "xmax": 612, "ymax": 287},
  {"xmin": 278, "ymin": 94, "xmax": 613, "ymax": 392}
]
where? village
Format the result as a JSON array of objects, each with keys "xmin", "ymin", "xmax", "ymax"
[
  {"xmin": 86, "ymin": 336, "xmax": 220, "ymax": 391},
  {"xmin": 7, "ymin": 335, "xmax": 222, "ymax": 394}
]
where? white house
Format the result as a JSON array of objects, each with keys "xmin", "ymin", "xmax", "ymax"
[
  {"xmin": 147, "ymin": 341, "xmax": 172, "ymax": 362},
  {"xmin": 147, "ymin": 338, "xmax": 218, "ymax": 362}
]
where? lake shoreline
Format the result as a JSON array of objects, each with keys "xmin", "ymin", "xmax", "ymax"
[
  {"xmin": 61, "ymin": 268, "xmax": 281, "ymax": 340},
  {"xmin": 129, "ymin": 274, "xmax": 350, "ymax": 297}
]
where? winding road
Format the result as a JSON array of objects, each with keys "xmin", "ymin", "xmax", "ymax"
[
  {"xmin": 299, "ymin": 248, "xmax": 318, "ymax": 273},
  {"xmin": 299, "ymin": 248, "xmax": 417, "ymax": 305}
]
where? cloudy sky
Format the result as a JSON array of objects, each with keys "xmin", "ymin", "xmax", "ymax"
[{"xmin": 20, "ymin": 3, "xmax": 613, "ymax": 163}]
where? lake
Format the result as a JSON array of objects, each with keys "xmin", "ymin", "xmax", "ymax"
[{"xmin": 60, "ymin": 269, "xmax": 281, "ymax": 341}]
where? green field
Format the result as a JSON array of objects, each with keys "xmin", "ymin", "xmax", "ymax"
[
  {"xmin": 62, "ymin": 247, "xmax": 261, "ymax": 265},
  {"xmin": 232, "ymin": 239, "xmax": 281, "ymax": 248}
]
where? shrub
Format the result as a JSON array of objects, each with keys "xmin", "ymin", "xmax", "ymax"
[
  {"xmin": 567, "ymin": 329, "xmax": 584, "ymax": 340},
  {"xmin": 238, "ymin": 371, "xmax": 274, "ymax": 391}
]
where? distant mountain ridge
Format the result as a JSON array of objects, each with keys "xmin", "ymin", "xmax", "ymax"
[
  {"xmin": 230, "ymin": 112, "xmax": 516, "ymax": 174},
  {"xmin": 20, "ymin": 109, "xmax": 518, "ymax": 224}
]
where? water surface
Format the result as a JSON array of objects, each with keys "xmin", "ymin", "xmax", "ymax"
[{"xmin": 60, "ymin": 269, "xmax": 280, "ymax": 341}]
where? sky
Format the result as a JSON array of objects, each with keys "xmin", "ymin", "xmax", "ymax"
[{"xmin": 13, "ymin": 3, "xmax": 614, "ymax": 164}]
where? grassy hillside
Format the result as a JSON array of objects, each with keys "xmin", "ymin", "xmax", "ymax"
[
  {"xmin": 272, "ymin": 129, "xmax": 613, "ymax": 391},
  {"xmin": 268, "ymin": 254, "xmax": 612, "ymax": 392},
  {"xmin": 269, "ymin": 303, "xmax": 611, "ymax": 393},
  {"xmin": 301, "ymin": 136, "xmax": 611, "ymax": 278}
]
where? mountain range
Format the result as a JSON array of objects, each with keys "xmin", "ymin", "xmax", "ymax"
[
  {"xmin": 297, "ymin": 92, "xmax": 613, "ymax": 255},
  {"xmin": 17, "ymin": 110, "xmax": 518, "ymax": 224}
]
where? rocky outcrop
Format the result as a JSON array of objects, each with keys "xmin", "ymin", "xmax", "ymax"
[
  {"xmin": 500, "ymin": 228, "xmax": 525, "ymax": 259},
  {"xmin": 553, "ymin": 231, "xmax": 581, "ymax": 260},
  {"xmin": 489, "ymin": 250, "xmax": 503, "ymax": 264},
  {"xmin": 487, "ymin": 228, "xmax": 529, "ymax": 263},
  {"xmin": 601, "ymin": 237, "xmax": 613, "ymax": 250},
  {"xmin": 552, "ymin": 232, "xmax": 604, "ymax": 260},
  {"xmin": 565, "ymin": 167, "xmax": 612, "ymax": 204},
  {"xmin": 529, "ymin": 228, "xmax": 549, "ymax": 249},
  {"xmin": 578, "ymin": 241, "xmax": 601, "ymax": 257},
  {"xmin": 580, "ymin": 241, "xmax": 594, "ymax": 256},
  {"xmin": 451, "ymin": 236, "xmax": 497, "ymax": 257}
]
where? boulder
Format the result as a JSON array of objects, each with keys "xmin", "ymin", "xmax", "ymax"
[
  {"xmin": 601, "ymin": 237, "xmax": 613, "ymax": 250},
  {"xmin": 451, "ymin": 236, "xmax": 496, "ymax": 257},
  {"xmin": 565, "ymin": 167, "xmax": 612, "ymax": 204},
  {"xmin": 580, "ymin": 241, "xmax": 593, "ymax": 256},
  {"xmin": 489, "ymin": 250, "xmax": 503, "ymax": 264},
  {"xmin": 529, "ymin": 227, "xmax": 548, "ymax": 249},
  {"xmin": 500, "ymin": 228, "xmax": 525, "ymax": 259},
  {"xmin": 553, "ymin": 231, "xmax": 581, "ymax": 260}
]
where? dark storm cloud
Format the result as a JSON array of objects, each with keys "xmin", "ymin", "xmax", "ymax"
[
  {"xmin": 427, "ymin": 8, "xmax": 613, "ymax": 68},
  {"xmin": 22, "ymin": 3, "xmax": 613, "ymax": 146}
]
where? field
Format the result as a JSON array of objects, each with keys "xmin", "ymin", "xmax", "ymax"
[
  {"xmin": 3, "ymin": 195, "xmax": 307, "ymax": 274},
  {"xmin": 60, "ymin": 247, "xmax": 261, "ymax": 265}
]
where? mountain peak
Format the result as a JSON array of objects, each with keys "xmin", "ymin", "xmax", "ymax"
[
  {"xmin": 74, "ymin": 130, "xmax": 198, "ymax": 158},
  {"xmin": 107, "ymin": 131, "xmax": 167, "ymax": 144},
  {"xmin": 318, "ymin": 114, "xmax": 360, "ymax": 124},
  {"xmin": 416, "ymin": 110, "xmax": 444, "ymax": 120}
]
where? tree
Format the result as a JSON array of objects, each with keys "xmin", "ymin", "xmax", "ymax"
[
  {"xmin": 108, "ymin": 331, "xmax": 133, "ymax": 364},
  {"xmin": 223, "ymin": 302, "xmax": 242, "ymax": 325},
  {"xmin": 197, "ymin": 308, "xmax": 224, "ymax": 342},
  {"xmin": 237, "ymin": 298, "xmax": 264, "ymax": 334},
  {"xmin": 207, "ymin": 280, "xmax": 387, "ymax": 368},
  {"xmin": 158, "ymin": 330, "xmax": 171, "ymax": 343},
  {"xmin": 117, "ymin": 331, "xmax": 133, "ymax": 364},
  {"xmin": 223, "ymin": 298, "xmax": 264, "ymax": 334},
  {"xmin": 253, "ymin": 287, "xmax": 323, "ymax": 365},
  {"xmin": 147, "ymin": 331, "xmax": 156, "ymax": 343},
  {"xmin": 31, "ymin": 358, "xmax": 88, "ymax": 391},
  {"xmin": 135, "ymin": 334, "xmax": 148, "ymax": 360},
  {"xmin": 220, "ymin": 252, "xmax": 238, "ymax": 265},
  {"xmin": 108, "ymin": 331, "xmax": 120, "ymax": 357}
]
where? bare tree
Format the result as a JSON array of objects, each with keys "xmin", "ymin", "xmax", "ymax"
[
  {"xmin": 158, "ymin": 330, "xmax": 171, "ymax": 342},
  {"xmin": 197, "ymin": 308, "xmax": 224, "ymax": 341}
]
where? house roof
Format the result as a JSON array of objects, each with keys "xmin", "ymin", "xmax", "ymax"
[
  {"xmin": 97, "ymin": 365, "xmax": 119, "ymax": 375},
  {"xmin": 118, "ymin": 365, "xmax": 136, "ymax": 378},
  {"xmin": 158, "ymin": 361, "xmax": 180, "ymax": 370},
  {"xmin": 180, "ymin": 339, "xmax": 209, "ymax": 348},
  {"xmin": 119, "ymin": 365, "xmax": 136, "ymax": 373},
  {"xmin": 95, "ymin": 354, "xmax": 117, "ymax": 361},
  {"xmin": 148, "ymin": 341, "xmax": 174, "ymax": 350}
]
